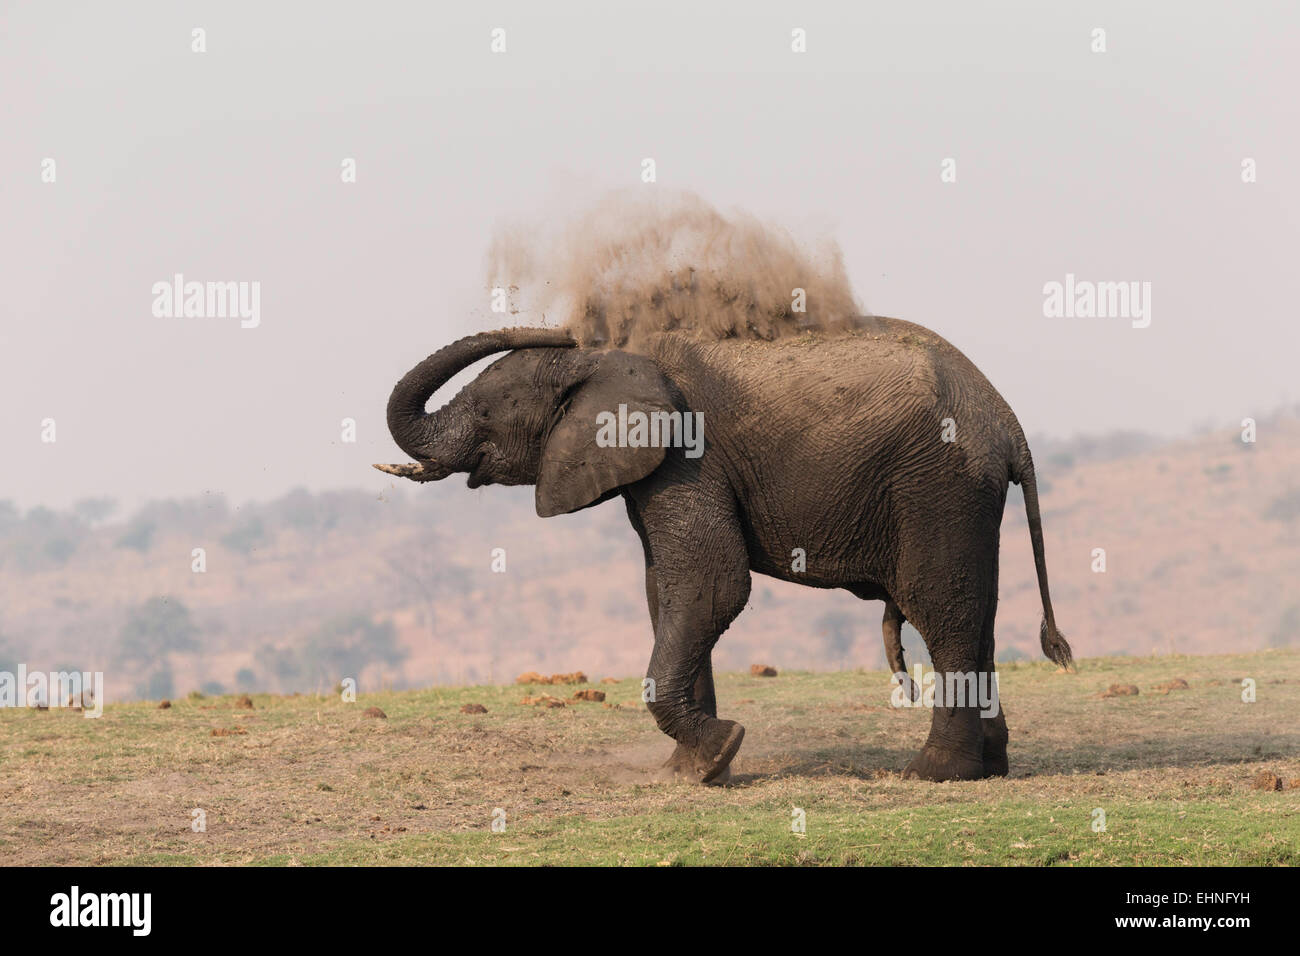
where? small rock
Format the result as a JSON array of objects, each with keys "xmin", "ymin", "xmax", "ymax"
[
  {"xmin": 519, "ymin": 694, "xmax": 566, "ymax": 708},
  {"xmin": 1252, "ymin": 771, "xmax": 1283, "ymax": 792},
  {"xmin": 460, "ymin": 703, "xmax": 488, "ymax": 714},
  {"xmin": 750, "ymin": 664, "xmax": 778, "ymax": 677},
  {"xmin": 516, "ymin": 671, "xmax": 587, "ymax": 685},
  {"xmin": 548, "ymin": 671, "xmax": 587, "ymax": 685},
  {"xmin": 362, "ymin": 706, "xmax": 387, "ymax": 719}
]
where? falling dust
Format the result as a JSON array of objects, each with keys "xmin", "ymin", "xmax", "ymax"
[{"xmin": 486, "ymin": 190, "xmax": 865, "ymax": 350}]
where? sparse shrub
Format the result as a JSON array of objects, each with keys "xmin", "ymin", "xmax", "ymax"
[
  {"xmin": 116, "ymin": 518, "xmax": 155, "ymax": 553},
  {"xmin": 221, "ymin": 516, "xmax": 268, "ymax": 554},
  {"xmin": 256, "ymin": 613, "xmax": 407, "ymax": 692},
  {"xmin": 73, "ymin": 497, "xmax": 117, "ymax": 524},
  {"xmin": 1265, "ymin": 488, "xmax": 1300, "ymax": 523},
  {"xmin": 117, "ymin": 596, "xmax": 199, "ymax": 666},
  {"xmin": 137, "ymin": 665, "xmax": 175, "ymax": 701}
]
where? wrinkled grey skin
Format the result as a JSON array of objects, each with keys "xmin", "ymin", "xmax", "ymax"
[{"xmin": 378, "ymin": 318, "xmax": 1072, "ymax": 783}]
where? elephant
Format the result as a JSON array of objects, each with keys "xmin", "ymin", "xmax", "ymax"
[
  {"xmin": 377, "ymin": 316, "xmax": 1073, "ymax": 783},
  {"xmin": 879, "ymin": 598, "xmax": 920, "ymax": 702}
]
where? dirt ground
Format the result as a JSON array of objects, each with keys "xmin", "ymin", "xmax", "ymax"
[{"xmin": 1, "ymin": 650, "xmax": 1297, "ymax": 865}]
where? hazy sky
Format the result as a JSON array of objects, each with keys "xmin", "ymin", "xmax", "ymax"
[{"xmin": 3, "ymin": 1, "xmax": 1297, "ymax": 512}]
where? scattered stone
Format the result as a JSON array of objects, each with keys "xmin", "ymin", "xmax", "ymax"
[
  {"xmin": 1100, "ymin": 684, "xmax": 1140, "ymax": 698},
  {"xmin": 460, "ymin": 703, "xmax": 488, "ymax": 714},
  {"xmin": 549, "ymin": 671, "xmax": 587, "ymax": 685},
  {"xmin": 1252, "ymin": 771, "xmax": 1283, "ymax": 792},
  {"xmin": 235, "ymin": 695, "xmax": 255, "ymax": 709},
  {"xmin": 516, "ymin": 671, "xmax": 588, "ymax": 685},
  {"xmin": 520, "ymin": 694, "xmax": 567, "ymax": 708},
  {"xmin": 572, "ymin": 689, "xmax": 606, "ymax": 702},
  {"xmin": 158, "ymin": 700, "xmax": 171, "ymax": 709},
  {"xmin": 362, "ymin": 706, "xmax": 387, "ymax": 719},
  {"xmin": 750, "ymin": 664, "xmax": 778, "ymax": 677},
  {"xmin": 210, "ymin": 726, "xmax": 247, "ymax": 737}
]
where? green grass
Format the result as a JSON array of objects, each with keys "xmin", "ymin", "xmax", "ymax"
[
  {"xmin": 2, "ymin": 650, "xmax": 1298, "ymax": 866},
  {"xmin": 278, "ymin": 797, "xmax": 1297, "ymax": 867}
]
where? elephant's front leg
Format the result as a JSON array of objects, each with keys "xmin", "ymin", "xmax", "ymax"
[
  {"xmin": 662, "ymin": 660, "xmax": 725, "ymax": 780},
  {"xmin": 635, "ymin": 491, "xmax": 751, "ymax": 784},
  {"xmin": 627, "ymin": 495, "xmax": 731, "ymax": 782}
]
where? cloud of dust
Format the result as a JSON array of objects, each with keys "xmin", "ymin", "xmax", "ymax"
[{"xmin": 486, "ymin": 190, "xmax": 864, "ymax": 349}]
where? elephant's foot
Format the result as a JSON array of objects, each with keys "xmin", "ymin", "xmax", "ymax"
[
  {"xmin": 695, "ymin": 718, "xmax": 745, "ymax": 784},
  {"xmin": 662, "ymin": 740, "xmax": 733, "ymax": 786},
  {"xmin": 903, "ymin": 744, "xmax": 984, "ymax": 782},
  {"xmin": 982, "ymin": 753, "xmax": 1009, "ymax": 778}
]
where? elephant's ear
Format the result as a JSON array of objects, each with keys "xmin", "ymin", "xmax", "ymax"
[{"xmin": 536, "ymin": 351, "xmax": 675, "ymax": 518}]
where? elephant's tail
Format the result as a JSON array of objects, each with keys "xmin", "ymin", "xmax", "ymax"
[{"xmin": 1012, "ymin": 448, "xmax": 1074, "ymax": 670}]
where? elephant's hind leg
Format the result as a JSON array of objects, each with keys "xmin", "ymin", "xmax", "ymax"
[
  {"xmin": 897, "ymin": 591, "xmax": 991, "ymax": 782},
  {"xmin": 978, "ymin": 607, "xmax": 1009, "ymax": 778},
  {"xmin": 881, "ymin": 599, "xmax": 920, "ymax": 701}
]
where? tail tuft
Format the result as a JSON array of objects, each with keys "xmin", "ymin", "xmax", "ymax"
[{"xmin": 1040, "ymin": 617, "xmax": 1073, "ymax": 669}]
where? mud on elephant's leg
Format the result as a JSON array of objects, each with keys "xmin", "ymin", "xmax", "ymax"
[
  {"xmin": 664, "ymin": 661, "xmax": 729, "ymax": 782},
  {"xmin": 646, "ymin": 585, "xmax": 748, "ymax": 783},
  {"xmin": 903, "ymin": 628, "xmax": 987, "ymax": 782},
  {"xmin": 637, "ymin": 495, "xmax": 750, "ymax": 785},
  {"xmin": 628, "ymin": 498, "xmax": 730, "ymax": 784}
]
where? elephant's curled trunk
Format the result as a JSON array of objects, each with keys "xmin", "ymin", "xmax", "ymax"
[{"xmin": 381, "ymin": 327, "xmax": 577, "ymax": 472}]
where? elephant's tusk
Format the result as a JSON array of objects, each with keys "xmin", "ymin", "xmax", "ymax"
[{"xmin": 373, "ymin": 462, "xmax": 441, "ymax": 480}]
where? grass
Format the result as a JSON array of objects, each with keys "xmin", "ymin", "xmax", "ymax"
[{"xmin": 1, "ymin": 650, "xmax": 1297, "ymax": 865}]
